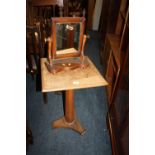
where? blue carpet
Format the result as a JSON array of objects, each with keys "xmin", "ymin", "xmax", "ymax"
[{"xmin": 26, "ymin": 31, "xmax": 112, "ymax": 155}]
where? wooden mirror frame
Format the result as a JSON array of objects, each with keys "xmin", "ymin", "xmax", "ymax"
[
  {"xmin": 51, "ymin": 17, "xmax": 85, "ymax": 59},
  {"xmin": 46, "ymin": 17, "xmax": 88, "ymax": 74}
]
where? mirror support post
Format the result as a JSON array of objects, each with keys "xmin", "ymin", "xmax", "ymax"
[
  {"xmin": 47, "ymin": 37, "xmax": 53, "ymax": 65},
  {"xmin": 80, "ymin": 35, "xmax": 87, "ymax": 65}
]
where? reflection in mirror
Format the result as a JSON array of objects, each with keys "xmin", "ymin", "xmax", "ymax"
[{"xmin": 56, "ymin": 23, "xmax": 80, "ymax": 55}]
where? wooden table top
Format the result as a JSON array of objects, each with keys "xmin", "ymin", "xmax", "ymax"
[{"xmin": 41, "ymin": 57, "xmax": 108, "ymax": 92}]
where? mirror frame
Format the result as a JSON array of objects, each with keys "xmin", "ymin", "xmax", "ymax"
[{"xmin": 51, "ymin": 17, "xmax": 85, "ymax": 59}]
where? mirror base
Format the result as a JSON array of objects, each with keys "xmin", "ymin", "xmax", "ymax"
[{"xmin": 45, "ymin": 57, "xmax": 89, "ymax": 74}]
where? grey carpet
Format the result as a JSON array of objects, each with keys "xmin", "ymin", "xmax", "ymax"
[{"xmin": 26, "ymin": 31, "xmax": 112, "ymax": 155}]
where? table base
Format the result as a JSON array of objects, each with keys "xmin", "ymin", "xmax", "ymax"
[{"xmin": 52, "ymin": 116, "xmax": 86, "ymax": 135}]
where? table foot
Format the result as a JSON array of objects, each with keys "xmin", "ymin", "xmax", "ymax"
[{"xmin": 52, "ymin": 117, "xmax": 86, "ymax": 135}]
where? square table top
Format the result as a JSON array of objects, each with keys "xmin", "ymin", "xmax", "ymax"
[{"xmin": 41, "ymin": 56, "xmax": 108, "ymax": 92}]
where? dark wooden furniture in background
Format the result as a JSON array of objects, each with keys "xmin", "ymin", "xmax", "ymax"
[
  {"xmin": 27, "ymin": 0, "xmax": 88, "ymax": 37},
  {"xmin": 26, "ymin": 25, "xmax": 44, "ymax": 77},
  {"xmin": 104, "ymin": 34, "xmax": 121, "ymax": 104},
  {"xmin": 26, "ymin": 0, "xmax": 67, "ymax": 63},
  {"xmin": 27, "ymin": 0, "xmax": 88, "ymax": 25},
  {"xmin": 99, "ymin": 0, "xmax": 129, "ymax": 154},
  {"xmin": 101, "ymin": 0, "xmax": 128, "ymax": 105},
  {"xmin": 26, "ymin": 25, "xmax": 48, "ymax": 103},
  {"xmin": 31, "ymin": 0, "xmax": 64, "ymax": 21},
  {"xmin": 99, "ymin": 0, "xmax": 121, "ymax": 42},
  {"xmin": 108, "ymin": 47, "xmax": 129, "ymax": 155},
  {"xmin": 87, "ymin": 0, "xmax": 96, "ymax": 30},
  {"xmin": 69, "ymin": 0, "xmax": 87, "ymax": 17}
]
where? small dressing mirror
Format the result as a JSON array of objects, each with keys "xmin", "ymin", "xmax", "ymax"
[
  {"xmin": 46, "ymin": 17, "xmax": 89, "ymax": 74},
  {"xmin": 51, "ymin": 17, "xmax": 85, "ymax": 59},
  {"xmin": 56, "ymin": 23, "xmax": 80, "ymax": 55}
]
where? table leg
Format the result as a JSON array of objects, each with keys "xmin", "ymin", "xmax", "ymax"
[
  {"xmin": 43, "ymin": 92, "xmax": 48, "ymax": 104},
  {"xmin": 52, "ymin": 89, "xmax": 86, "ymax": 135}
]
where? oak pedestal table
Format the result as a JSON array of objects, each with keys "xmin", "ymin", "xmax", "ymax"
[{"xmin": 41, "ymin": 56, "xmax": 108, "ymax": 135}]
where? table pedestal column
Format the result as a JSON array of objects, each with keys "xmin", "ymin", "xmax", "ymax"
[{"xmin": 52, "ymin": 90, "xmax": 86, "ymax": 135}]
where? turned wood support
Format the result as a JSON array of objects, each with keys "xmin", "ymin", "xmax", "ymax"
[
  {"xmin": 65, "ymin": 90, "xmax": 75, "ymax": 123},
  {"xmin": 52, "ymin": 89, "xmax": 86, "ymax": 135},
  {"xmin": 47, "ymin": 37, "xmax": 52, "ymax": 65},
  {"xmin": 81, "ymin": 34, "xmax": 87, "ymax": 65}
]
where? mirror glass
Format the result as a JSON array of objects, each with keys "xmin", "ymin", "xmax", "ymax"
[{"xmin": 56, "ymin": 23, "xmax": 80, "ymax": 55}]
